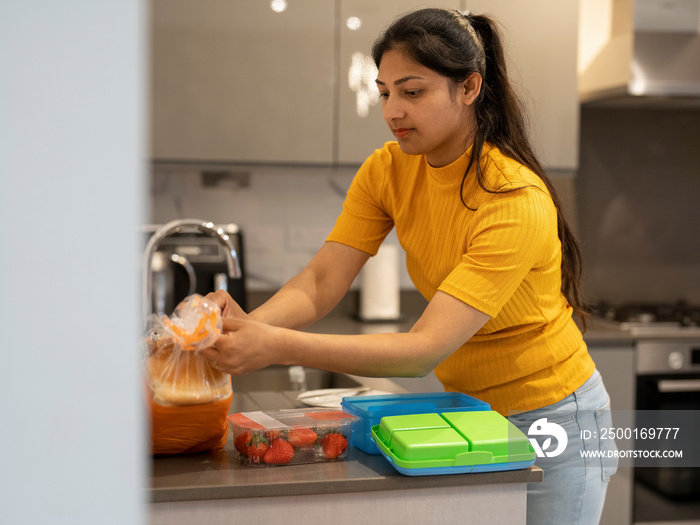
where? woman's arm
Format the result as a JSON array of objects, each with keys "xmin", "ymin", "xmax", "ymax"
[
  {"xmin": 247, "ymin": 241, "xmax": 370, "ymax": 329},
  {"xmin": 206, "ymin": 241, "xmax": 368, "ymax": 327},
  {"xmin": 202, "ymin": 290, "xmax": 489, "ymax": 378}
]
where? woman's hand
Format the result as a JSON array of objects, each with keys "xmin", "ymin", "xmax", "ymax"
[
  {"xmin": 199, "ymin": 290, "xmax": 490, "ymax": 379},
  {"xmin": 205, "ymin": 289, "xmax": 248, "ymax": 319},
  {"xmin": 200, "ymin": 317, "xmax": 282, "ymax": 376}
]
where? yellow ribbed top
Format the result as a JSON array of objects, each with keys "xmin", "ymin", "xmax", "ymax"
[{"xmin": 327, "ymin": 141, "xmax": 594, "ymax": 415}]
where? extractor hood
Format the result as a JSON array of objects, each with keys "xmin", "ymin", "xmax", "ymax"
[{"xmin": 579, "ymin": 0, "xmax": 700, "ymax": 108}]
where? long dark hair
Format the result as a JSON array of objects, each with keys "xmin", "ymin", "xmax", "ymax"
[{"xmin": 372, "ymin": 8, "xmax": 588, "ymax": 324}]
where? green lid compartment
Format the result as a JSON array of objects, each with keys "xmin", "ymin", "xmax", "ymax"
[
  {"xmin": 371, "ymin": 411, "xmax": 536, "ymax": 470},
  {"xmin": 374, "ymin": 413, "xmax": 449, "ymax": 447},
  {"xmin": 390, "ymin": 428, "xmax": 471, "ymax": 462},
  {"xmin": 442, "ymin": 411, "xmax": 534, "ymax": 462}
]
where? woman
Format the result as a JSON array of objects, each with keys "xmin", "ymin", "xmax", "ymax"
[{"xmin": 203, "ymin": 8, "xmax": 617, "ymax": 524}]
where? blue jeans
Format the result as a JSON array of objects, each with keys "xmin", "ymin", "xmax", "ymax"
[{"xmin": 508, "ymin": 369, "xmax": 619, "ymax": 525}]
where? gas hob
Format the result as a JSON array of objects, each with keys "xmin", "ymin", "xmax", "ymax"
[{"xmin": 591, "ymin": 302, "xmax": 700, "ymax": 337}]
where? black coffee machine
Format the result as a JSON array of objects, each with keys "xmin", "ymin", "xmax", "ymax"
[{"xmin": 143, "ymin": 221, "xmax": 247, "ymax": 316}]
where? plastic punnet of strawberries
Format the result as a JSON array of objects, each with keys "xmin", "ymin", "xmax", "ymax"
[
  {"xmin": 228, "ymin": 409, "xmax": 356, "ymax": 467},
  {"xmin": 233, "ymin": 425, "xmax": 349, "ymax": 466}
]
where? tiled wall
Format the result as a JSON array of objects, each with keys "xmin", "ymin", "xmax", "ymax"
[
  {"xmin": 149, "ymin": 163, "xmax": 406, "ymax": 291},
  {"xmin": 149, "ymin": 162, "xmax": 577, "ymax": 294}
]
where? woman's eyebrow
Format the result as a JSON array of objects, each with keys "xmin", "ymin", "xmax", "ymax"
[{"xmin": 375, "ymin": 75, "xmax": 425, "ymax": 86}]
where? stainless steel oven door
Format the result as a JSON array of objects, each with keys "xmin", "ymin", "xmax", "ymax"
[{"xmin": 634, "ymin": 340, "xmax": 700, "ymax": 523}]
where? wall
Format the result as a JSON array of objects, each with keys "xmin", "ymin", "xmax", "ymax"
[
  {"xmin": 149, "ymin": 165, "xmax": 577, "ymax": 294},
  {"xmin": 576, "ymin": 105, "xmax": 700, "ymax": 304},
  {"xmin": 149, "ymin": 163, "xmax": 407, "ymax": 291},
  {"xmin": 0, "ymin": 2, "xmax": 147, "ymax": 524}
]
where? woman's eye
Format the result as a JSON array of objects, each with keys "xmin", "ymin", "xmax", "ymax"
[{"xmin": 377, "ymin": 89, "xmax": 420, "ymax": 100}]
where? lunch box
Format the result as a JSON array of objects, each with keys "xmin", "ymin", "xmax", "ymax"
[
  {"xmin": 340, "ymin": 392, "xmax": 491, "ymax": 454},
  {"xmin": 371, "ymin": 410, "xmax": 537, "ymax": 476}
]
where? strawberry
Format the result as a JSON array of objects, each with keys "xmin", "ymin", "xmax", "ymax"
[
  {"xmin": 287, "ymin": 427, "xmax": 317, "ymax": 448},
  {"xmin": 266, "ymin": 429, "xmax": 282, "ymax": 442},
  {"xmin": 263, "ymin": 438, "xmax": 295, "ymax": 465},
  {"xmin": 321, "ymin": 432, "xmax": 348, "ymax": 460},
  {"xmin": 245, "ymin": 434, "xmax": 268, "ymax": 465},
  {"xmin": 234, "ymin": 430, "xmax": 269, "ymax": 464},
  {"xmin": 234, "ymin": 430, "xmax": 252, "ymax": 455}
]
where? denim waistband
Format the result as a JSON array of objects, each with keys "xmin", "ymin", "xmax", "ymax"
[{"xmin": 574, "ymin": 369, "xmax": 602, "ymax": 396}]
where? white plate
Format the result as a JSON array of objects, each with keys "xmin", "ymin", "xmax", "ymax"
[{"xmin": 296, "ymin": 388, "xmax": 393, "ymax": 408}]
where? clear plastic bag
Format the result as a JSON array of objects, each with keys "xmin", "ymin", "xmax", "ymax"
[{"xmin": 142, "ymin": 294, "xmax": 233, "ymax": 455}]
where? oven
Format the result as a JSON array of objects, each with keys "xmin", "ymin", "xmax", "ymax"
[
  {"xmin": 634, "ymin": 340, "xmax": 700, "ymax": 523},
  {"xmin": 592, "ymin": 302, "xmax": 700, "ymax": 524},
  {"xmin": 635, "ymin": 339, "xmax": 700, "ymax": 500}
]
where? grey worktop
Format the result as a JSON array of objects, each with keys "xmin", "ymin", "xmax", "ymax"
[
  {"xmin": 151, "ymin": 292, "xmax": 697, "ymax": 505},
  {"xmin": 150, "ymin": 388, "xmax": 543, "ymax": 503},
  {"xmin": 304, "ymin": 306, "xmax": 632, "ymax": 345},
  {"xmin": 151, "ymin": 422, "xmax": 543, "ymax": 503},
  {"xmin": 249, "ymin": 290, "xmax": 700, "ymax": 345},
  {"xmin": 295, "ymin": 292, "xmax": 699, "ymax": 345}
]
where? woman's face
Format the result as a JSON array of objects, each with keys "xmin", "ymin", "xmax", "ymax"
[{"xmin": 375, "ymin": 49, "xmax": 478, "ymax": 167}]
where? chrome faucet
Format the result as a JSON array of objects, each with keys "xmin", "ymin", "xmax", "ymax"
[{"xmin": 142, "ymin": 218, "xmax": 243, "ymax": 327}]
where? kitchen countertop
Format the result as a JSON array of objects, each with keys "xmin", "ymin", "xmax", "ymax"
[
  {"xmin": 150, "ymin": 294, "xmax": 696, "ymax": 507},
  {"xmin": 581, "ymin": 318, "xmax": 700, "ymax": 343},
  {"xmin": 149, "ymin": 292, "xmax": 545, "ymax": 506},
  {"xmin": 304, "ymin": 305, "xmax": 700, "ymax": 345},
  {"xmin": 249, "ymin": 290, "xmax": 700, "ymax": 344},
  {"xmin": 151, "ymin": 426, "xmax": 542, "ymax": 503},
  {"xmin": 150, "ymin": 389, "xmax": 543, "ymax": 504}
]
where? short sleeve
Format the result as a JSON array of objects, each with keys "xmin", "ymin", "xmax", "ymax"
[
  {"xmin": 326, "ymin": 149, "xmax": 395, "ymax": 255},
  {"xmin": 438, "ymin": 187, "xmax": 558, "ymax": 317}
]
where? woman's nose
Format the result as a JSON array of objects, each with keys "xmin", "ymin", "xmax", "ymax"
[{"xmin": 382, "ymin": 96, "xmax": 406, "ymax": 121}]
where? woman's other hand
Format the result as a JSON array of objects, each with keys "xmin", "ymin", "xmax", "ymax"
[
  {"xmin": 200, "ymin": 317, "xmax": 280, "ymax": 376},
  {"xmin": 205, "ymin": 289, "xmax": 248, "ymax": 319}
]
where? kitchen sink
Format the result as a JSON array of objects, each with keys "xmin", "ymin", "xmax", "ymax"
[{"xmin": 230, "ymin": 365, "xmax": 361, "ymax": 392}]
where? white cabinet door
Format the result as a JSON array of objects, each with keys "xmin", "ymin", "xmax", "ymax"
[
  {"xmin": 150, "ymin": 0, "xmax": 335, "ymax": 164},
  {"xmin": 337, "ymin": 1, "xmax": 461, "ymax": 165},
  {"xmin": 466, "ymin": 0, "xmax": 580, "ymax": 170}
]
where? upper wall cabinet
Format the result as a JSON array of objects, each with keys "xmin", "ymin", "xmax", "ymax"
[
  {"xmin": 151, "ymin": 1, "xmax": 579, "ymax": 170},
  {"xmin": 336, "ymin": 0, "xmax": 461, "ymax": 164},
  {"xmin": 339, "ymin": 0, "xmax": 579, "ymax": 168},
  {"xmin": 150, "ymin": 0, "xmax": 335, "ymax": 164},
  {"xmin": 466, "ymin": 0, "xmax": 580, "ymax": 170}
]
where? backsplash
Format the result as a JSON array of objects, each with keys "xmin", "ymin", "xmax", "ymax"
[
  {"xmin": 576, "ymin": 106, "xmax": 700, "ymax": 304},
  {"xmin": 149, "ymin": 162, "xmax": 577, "ymax": 294},
  {"xmin": 148, "ymin": 163, "xmax": 407, "ymax": 291}
]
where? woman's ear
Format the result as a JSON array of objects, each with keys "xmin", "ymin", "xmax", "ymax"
[{"xmin": 462, "ymin": 72, "xmax": 483, "ymax": 105}]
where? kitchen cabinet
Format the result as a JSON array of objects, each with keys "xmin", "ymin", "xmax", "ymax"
[
  {"xmin": 588, "ymin": 344, "xmax": 635, "ymax": 525},
  {"xmin": 465, "ymin": 0, "xmax": 580, "ymax": 170},
  {"xmin": 150, "ymin": 0, "xmax": 335, "ymax": 164},
  {"xmin": 152, "ymin": 476, "xmax": 534, "ymax": 525},
  {"xmin": 337, "ymin": 0, "xmax": 580, "ymax": 168},
  {"xmin": 151, "ymin": 1, "xmax": 579, "ymax": 170}
]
